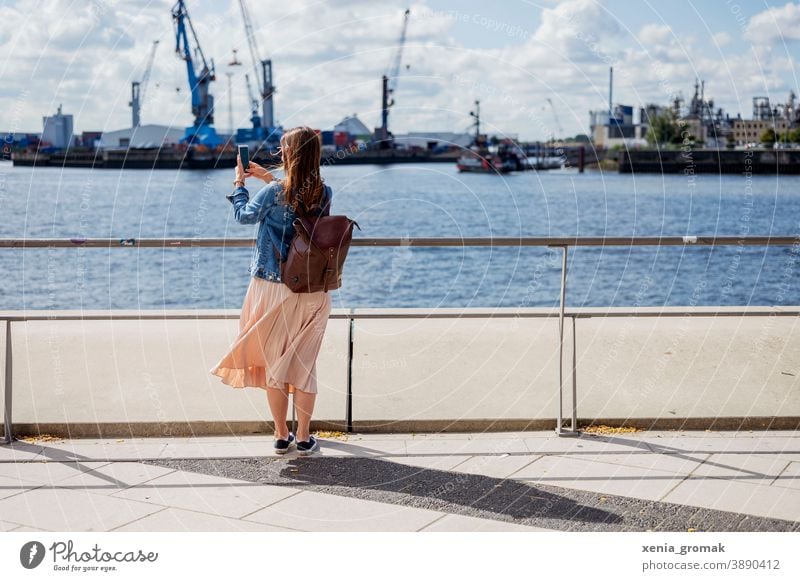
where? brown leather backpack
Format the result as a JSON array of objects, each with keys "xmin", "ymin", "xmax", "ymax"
[{"xmin": 275, "ymin": 187, "xmax": 360, "ymax": 293}]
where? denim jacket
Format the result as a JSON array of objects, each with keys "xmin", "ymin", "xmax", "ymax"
[{"xmin": 227, "ymin": 180, "xmax": 332, "ymax": 282}]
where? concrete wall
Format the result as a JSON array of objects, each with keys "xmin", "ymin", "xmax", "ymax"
[
  {"xmin": 1, "ymin": 307, "xmax": 798, "ymax": 436},
  {"xmin": 351, "ymin": 315, "xmax": 572, "ymax": 426},
  {"xmin": 575, "ymin": 312, "xmax": 800, "ymax": 421},
  {"xmin": 1, "ymin": 312, "xmax": 349, "ymax": 436}
]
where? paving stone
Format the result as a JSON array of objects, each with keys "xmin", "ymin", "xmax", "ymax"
[
  {"xmin": 690, "ymin": 453, "xmax": 792, "ymax": 484},
  {"xmin": 564, "ymin": 452, "xmax": 710, "ymax": 475},
  {"xmin": 450, "ymin": 454, "xmax": 543, "ymax": 479},
  {"xmin": 113, "ymin": 507, "xmax": 297, "ymax": 532},
  {"xmin": 39, "ymin": 441, "xmax": 168, "ymax": 461},
  {"xmin": 54, "ymin": 462, "xmax": 177, "ymax": 495},
  {"xmin": 523, "ymin": 435, "xmax": 651, "ymax": 456},
  {"xmin": 158, "ymin": 441, "xmax": 275, "ymax": 459},
  {"xmin": 386, "ymin": 455, "xmax": 471, "ymax": 471},
  {"xmin": 0, "ymin": 487, "xmax": 163, "ymax": 531},
  {"xmin": 243, "ymin": 490, "xmax": 443, "ymax": 531},
  {"xmin": 663, "ymin": 477, "xmax": 800, "ymax": 522},
  {"xmin": 113, "ymin": 468, "xmax": 301, "ymax": 518},
  {"xmin": 0, "ymin": 443, "xmax": 44, "ymax": 461},
  {"xmin": 405, "ymin": 438, "xmax": 528, "ymax": 456},
  {"xmin": 511, "ymin": 455, "xmax": 686, "ymax": 501},
  {"xmin": 6, "ymin": 525, "xmax": 50, "ymax": 532},
  {"xmin": 0, "ymin": 460, "xmax": 112, "ymax": 486},
  {"xmin": 772, "ymin": 461, "xmax": 800, "ymax": 491},
  {"xmin": 420, "ymin": 513, "xmax": 553, "ymax": 532},
  {"xmin": 648, "ymin": 436, "xmax": 800, "ymax": 455},
  {"xmin": 0, "ymin": 520, "xmax": 21, "ymax": 531},
  {"xmin": 310, "ymin": 438, "xmax": 408, "ymax": 456}
]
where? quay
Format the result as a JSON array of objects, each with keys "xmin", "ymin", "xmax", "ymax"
[
  {"xmin": 618, "ymin": 148, "xmax": 800, "ymax": 174},
  {"xmin": 1, "ymin": 235, "xmax": 798, "ymax": 532}
]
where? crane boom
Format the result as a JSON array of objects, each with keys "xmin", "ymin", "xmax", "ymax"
[
  {"xmin": 375, "ymin": 8, "xmax": 410, "ymax": 148},
  {"xmin": 129, "ymin": 40, "xmax": 160, "ymax": 128},
  {"xmin": 139, "ymin": 40, "xmax": 160, "ymax": 107},
  {"xmin": 238, "ymin": 0, "xmax": 275, "ymax": 132},
  {"xmin": 546, "ymin": 97, "xmax": 564, "ymax": 138},
  {"xmin": 239, "ymin": 0, "xmax": 262, "ymax": 92},
  {"xmin": 387, "ymin": 8, "xmax": 410, "ymax": 92}
]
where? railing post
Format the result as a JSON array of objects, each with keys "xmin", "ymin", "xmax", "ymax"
[
  {"xmin": 554, "ymin": 246, "xmax": 579, "ymax": 437},
  {"xmin": 346, "ymin": 317, "xmax": 354, "ymax": 433},
  {"xmin": 3, "ymin": 320, "xmax": 13, "ymax": 445}
]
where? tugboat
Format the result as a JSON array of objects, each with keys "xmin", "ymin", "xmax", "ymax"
[
  {"xmin": 455, "ymin": 101, "xmax": 520, "ymax": 174},
  {"xmin": 457, "ymin": 147, "xmax": 516, "ymax": 173}
]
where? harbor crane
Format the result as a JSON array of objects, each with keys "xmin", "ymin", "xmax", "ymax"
[
  {"xmin": 375, "ymin": 8, "xmax": 410, "ymax": 148},
  {"xmin": 546, "ymin": 97, "xmax": 564, "ymax": 140},
  {"xmin": 171, "ymin": 0, "xmax": 220, "ymax": 147},
  {"xmin": 238, "ymin": 0, "xmax": 276, "ymax": 137},
  {"xmin": 245, "ymin": 73, "xmax": 261, "ymax": 131},
  {"xmin": 129, "ymin": 40, "xmax": 160, "ymax": 128}
]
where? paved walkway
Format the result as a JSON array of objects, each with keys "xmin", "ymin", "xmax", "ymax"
[{"xmin": 0, "ymin": 430, "xmax": 798, "ymax": 532}]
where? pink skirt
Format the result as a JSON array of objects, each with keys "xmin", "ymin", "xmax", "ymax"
[{"xmin": 209, "ymin": 276, "xmax": 332, "ymax": 394}]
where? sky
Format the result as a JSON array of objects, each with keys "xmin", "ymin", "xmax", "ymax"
[{"xmin": 0, "ymin": 0, "xmax": 798, "ymax": 141}]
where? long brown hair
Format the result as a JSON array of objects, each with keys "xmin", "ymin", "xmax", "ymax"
[{"xmin": 278, "ymin": 126, "xmax": 324, "ymax": 212}]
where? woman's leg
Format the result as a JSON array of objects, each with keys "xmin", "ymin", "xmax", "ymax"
[
  {"xmin": 292, "ymin": 386, "xmax": 316, "ymax": 442},
  {"xmin": 266, "ymin": 386, "xmax": 290, "ymax": 439}
]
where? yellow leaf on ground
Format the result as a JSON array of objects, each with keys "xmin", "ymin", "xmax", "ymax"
[
  {"xmin": 314, "ymin": 430, "xmax": 348, "ymax": 440},
  {"xmin": 583, "ymin": 425, "xmax": 644, "ymax": 435}
]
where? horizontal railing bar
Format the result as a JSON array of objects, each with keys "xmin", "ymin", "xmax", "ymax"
[
  {"xmin": 0, "ymin": 236, "xmax": 797, "ymax": 249},
  {"xmin": 2, "ymin": 307, "xmax": 799, "ymax": 322}
]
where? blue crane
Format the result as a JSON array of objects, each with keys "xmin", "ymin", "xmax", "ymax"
[{"xmin": 171, "ymin": 0, "xmax": 221, "ymax": 148}]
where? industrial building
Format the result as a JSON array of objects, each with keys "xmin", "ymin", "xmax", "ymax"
[
  {"xmin": 333, "ymin": 115, "xmax": 371, "ymax": 138},
  {"xmin": 98, "ymin": 125, "xmax": 186, "ymax": 149},
  {"xmin": 394, "ymin": 132, "xmax": 475, "ymax": 150},
  {"xmin": 41, "ymin": 105, "xmax": 74, "ymax": 149}
]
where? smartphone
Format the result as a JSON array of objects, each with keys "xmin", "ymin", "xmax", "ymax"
[{"xmin": 238, "ymin": 145, "xmax": 249, "ymax": 171}]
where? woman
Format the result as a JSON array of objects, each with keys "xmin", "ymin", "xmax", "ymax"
[{"xmin": 210, "ymin": 126, "xmax": 333, "ymax": 456}]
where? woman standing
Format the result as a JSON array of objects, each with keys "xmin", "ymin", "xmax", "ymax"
[{"xmin": 210, "ymin": 127, "xmax": 333, "ymax": 456}]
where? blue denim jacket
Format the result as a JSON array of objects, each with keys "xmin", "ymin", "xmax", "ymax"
[{"xmin": 227, "ymin": 180, "xmax": 332, "ymax": 282}]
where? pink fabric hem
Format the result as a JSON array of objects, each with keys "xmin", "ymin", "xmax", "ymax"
[{"xmin": 209, "ymin": 276, "xmax": 331, "ymax": 395}]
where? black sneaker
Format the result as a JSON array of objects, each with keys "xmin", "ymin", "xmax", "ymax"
[
  {"xmin": 274, "ymin": 433, "xmax": 296, "ymax": 455},
  {"xmin": 296, "ymin": 436, "xmax": 319, "ymax": 456}
]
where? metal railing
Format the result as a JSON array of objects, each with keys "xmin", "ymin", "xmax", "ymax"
[{"xmin": 1, "ymin": 235, "xmax": 797, "ymax": 442}]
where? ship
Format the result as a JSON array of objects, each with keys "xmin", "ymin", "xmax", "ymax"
[{"xmin": 456, "ymin": 148, "xmax": 516, "ymax": 173}]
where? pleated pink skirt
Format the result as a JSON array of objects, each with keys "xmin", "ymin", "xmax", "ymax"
[{"xmin": 209, "ymin": 276, "xmax": 332, "ymax": 394}]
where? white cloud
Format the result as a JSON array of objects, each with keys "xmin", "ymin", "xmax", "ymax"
[
  {"xmin": 712, "ymin": 31, "xmax": 731, "ymax": 47},
  {"xmin": 638, "ymin": 24, "xmax": 672, "ymax": 45},
  {"xmin": 0, "ymin": 0, "xmax": 796, "ymax": 140},
  {"xmin": 745, "ymin": 2, "xmax": 800, "ymax": 44}
]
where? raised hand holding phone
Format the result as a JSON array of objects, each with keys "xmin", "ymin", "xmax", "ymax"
[
  {"xmin": 238, "ymin": 145, "xmax": 250, "ymax": 170},
  {"xmin": 234, "ymin": 153, "xmax": 247, "ymax": 186},
  {"xmin": 246, "ymin": 161, "xmax": 274, "ymax": 183}
]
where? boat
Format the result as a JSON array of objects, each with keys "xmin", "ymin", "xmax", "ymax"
[{"xmin": 456, "ymin": 147, "xmax": 516, "ymax": 174}]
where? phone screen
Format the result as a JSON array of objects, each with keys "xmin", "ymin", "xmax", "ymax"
[{"xmin": 238, "ymin": 145, "xmax": 249, "ymax": 169}]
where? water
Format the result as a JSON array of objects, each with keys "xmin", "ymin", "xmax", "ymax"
[{"xmin": 1, "ymin": 161, "xmax": 798, "ymax": 310}]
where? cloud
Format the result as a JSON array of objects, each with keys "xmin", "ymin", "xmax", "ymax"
[
  {"xmin": 0, "ymin": 0, "xmax": 797, "ymax": 140},
  {"xmin": 745, "ymin": 2, "xmax": 800, "ymax": 44},
  {"xmin": 638, "ymin": 24, "xmax": 672, "ymax": 45},
  {"xmin": 712, "ymin": 31, "xmax": 731, "ymax": 47}
]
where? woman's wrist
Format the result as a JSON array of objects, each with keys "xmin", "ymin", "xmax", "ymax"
[{"xmin": 233, "ymin": 179, "xmax": 245, "ymax": 187}]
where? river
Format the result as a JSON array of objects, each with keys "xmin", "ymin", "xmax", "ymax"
[{"xmin": 1, "ymin": 162, "xmax": 798, "ymax": 310}]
